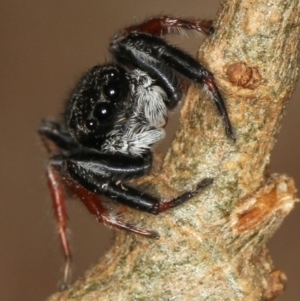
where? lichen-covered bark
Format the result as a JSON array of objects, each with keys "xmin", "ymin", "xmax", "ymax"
[{"xmin": 49, "ymin": 0, "xmax": 300, "ymax": 300}]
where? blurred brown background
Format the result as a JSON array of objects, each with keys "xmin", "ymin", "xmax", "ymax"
[{"xmin": 1, "ymin": 1, "xmax": 299, "ymax": 301}]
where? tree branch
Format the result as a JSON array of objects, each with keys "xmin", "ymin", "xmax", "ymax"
[{"xmin": 49, "ymin": 0, "xmax": 300, "ymax": 300}]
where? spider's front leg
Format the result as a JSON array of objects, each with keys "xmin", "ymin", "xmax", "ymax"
[
  {"xmin": 46, "ymin": 160, "xmax": 72, "ymax": 289},
  {"xmin": 45, "ymin": 154, "xmax": 158, "ymax": 289},
  {"xmin": 39, "ymin": 119, "xmax": 79, "ymax": 153},
  {"xmin": 65, "ymin": 153, "xmax": 213, "ymax": 215},
  {"xmin": 117, "ymin": 16, "xmax": 214, "ymax": 39},
  {"xmin": 110, "ymin": 17, "xmax": 235, "ymax": 140}
]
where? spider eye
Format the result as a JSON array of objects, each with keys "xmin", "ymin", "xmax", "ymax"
[
  {"xmin": 85, "ymin": 118, "xmax": 97, "ymax": 130},
  {"xmin": 94, "ymin": 102, "xmax": 114, "ymax": 123},
  {"xmin": 103, "ymin": 81, "xmax": 123, "ymax": 102}
]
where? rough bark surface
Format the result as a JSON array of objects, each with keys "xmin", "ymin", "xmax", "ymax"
[{"xmin": 49, "ymin": 0, "xmax": 300, "ymax": 300}]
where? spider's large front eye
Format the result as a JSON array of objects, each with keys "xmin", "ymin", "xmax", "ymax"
[{"xmin": 93, "ymin": 102, "xmax": 115, "ymax": 124}]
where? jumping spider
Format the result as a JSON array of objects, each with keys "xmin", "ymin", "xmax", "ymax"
[{"xmin": 39, "ymin": 16, "xmax": 234, "ymax": 286}]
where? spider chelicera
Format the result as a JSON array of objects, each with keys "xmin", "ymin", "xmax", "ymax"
[{"xmin": 39, "ymin": 16, "xmax": 234, "ymax": 286}]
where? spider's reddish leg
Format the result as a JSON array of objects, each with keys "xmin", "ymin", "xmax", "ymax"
[
  {"xmin": 46, "ymin": 162, "xmax": 72, "ymax": 289},
  {"xmin": 123, "ymin": 16, "xmax": 214, "ymax": 37},
  {"xmin": 157, "ymin": 178, "xmax": 213, "ymax": 213},
  {"xmin": 66, "ymin": 179, "xmax": 159, "ymax": 239}
]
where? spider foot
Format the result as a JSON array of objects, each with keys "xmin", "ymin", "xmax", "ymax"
[{"xmin": 157, "ymin": 178, "xmax": 213, "ymax": 212}]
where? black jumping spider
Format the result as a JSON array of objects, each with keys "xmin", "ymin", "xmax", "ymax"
[{"xmin": 39, "ymin": 16, "xmax": 234, "ymax": 286}]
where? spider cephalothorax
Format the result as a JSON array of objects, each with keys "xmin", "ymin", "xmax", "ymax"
[{"xmin": 39, "ymin": 16, "xmax": 234, "ymax": 287}]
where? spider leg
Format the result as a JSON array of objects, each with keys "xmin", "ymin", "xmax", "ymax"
[
  {"xmin": 116, "ymin": 16, "xmax": 214, "ymax": 39},
  {"xmin": 111, "ymin": 33, "xmax": 235, "ymax": 140},
  {"xmin": 67, "ymin": 151, "xmax": 153, "ymax": 181},
  {"xmin": 46, "ymin": 160, "xmax": 72, "ymax": 289},
  {"xmin": 66, "ymin": 177, "xmax": 159, "ymax": 239},
  {"xmin": 39, "ymin": 119, "xmax": 79, "ymax": 152},
  {"xmin": 112, "ymin": 41, "xmax": 182, "ymax": 108},
  {"xmin": 46, "ymin": 155, "xmax": 158, "ymax": 289},
  {"xmin": 111, "ymin": 16, "xmax": 214, "ymax": 108},
  {"xmin": 157, "ymin": 178, "xmax": 213, "ymax": 212},
  {"xmin": 65, "ymin": 158, "xmax": 213, "ymax": 215}
]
